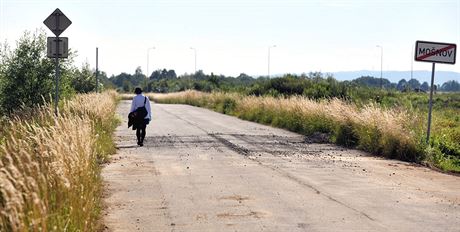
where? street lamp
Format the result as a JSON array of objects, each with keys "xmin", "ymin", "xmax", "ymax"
[
  {"xmin": 268, "ymin": 45, "xmax": 277, "ymax": 78},
  {"xmin": 190, "ymin": 47, "xmax": 197, "ymax": 74},
  {"xmin": 376, "ymin": 45, "xmax": 383, "ymax": 88},
  {"xmin": 411, "ymin": 45, "xmax": 414, "ymax": 80},
  {"xmin": 146, "ymin": 46, "xmax": 155, "ymax": 78}
]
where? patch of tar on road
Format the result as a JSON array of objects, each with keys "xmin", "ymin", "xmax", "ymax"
[
  {"xmin": 217, "ymin": 211, "xmax": 267, "ymax": 219},
  {"xmin": 219, "ymin": 195, "xmax": 251, "ymax": 202}
]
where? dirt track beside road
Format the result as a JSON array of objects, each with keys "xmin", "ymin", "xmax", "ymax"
[{"xmin": 102, "ymin": 100, "xmax": 460, "ymax": 231}]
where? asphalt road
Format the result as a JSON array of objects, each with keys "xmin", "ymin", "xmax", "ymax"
[{"xmin": 102, "ymin": 100, "xmax": 460, "ymax": 232}]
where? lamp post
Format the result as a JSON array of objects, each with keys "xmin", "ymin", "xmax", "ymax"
[
  {"xmin": 190, "ymin": 47, "xmax": 197, "ymax": 74},
  {"xmin": 268, "ymin": 45, "xmax": 277, "ymax": 78},
  {"xmin": 376, "ymin": 45, "xmax": 383, "ymax": 88},
  {"xmin": 411, "ymin": 45, "xmax": 414, "ymax": 79},
  {"xmin": 96, "ymin": 47, "xmax": 99, "ymax": 93},
  {"xmin": 146, "ymin": 46, "xmax": 155, "ymax": 78}
]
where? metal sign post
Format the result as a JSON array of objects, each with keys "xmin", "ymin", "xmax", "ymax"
[
  {"xmin": 414, "ymin": 40, "xmax": 456, "ymax": 143},
  {"xmin": 55, "ymin": 33, "xmax": 59, "ymax": 115},
  {"xmin": 44, "ymin": 8, "xmax": 72, "ymax": 115},
  {"xmin": 426, "ymin": 62, "xmax": 435, "ymax": 144}
]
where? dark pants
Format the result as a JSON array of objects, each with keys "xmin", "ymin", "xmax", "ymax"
[{"xmin": 136, "ymin": 119, "xmax": 149, "ymax": 144}]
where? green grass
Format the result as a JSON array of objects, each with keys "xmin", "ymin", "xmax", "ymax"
[
  {"xmin": 379, "ymin": 93, "xmax": 460, "ymax": 171},
  {"xmin": 340, "ymin": 90, "xmax": 460, "ymax": 170}
]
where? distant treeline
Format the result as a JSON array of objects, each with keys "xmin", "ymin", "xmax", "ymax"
[
  {"xmin": 105, "ymin": 67, "xmax": 460, "ymax": 96},
  {"xmin": 351, "ymin": 76, "xmax": 460, "ymax": 92}
]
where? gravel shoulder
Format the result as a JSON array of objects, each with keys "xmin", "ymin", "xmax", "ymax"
[{"xmin": 102, "ymin": 101, "xmax": 460, "ymax": 231}]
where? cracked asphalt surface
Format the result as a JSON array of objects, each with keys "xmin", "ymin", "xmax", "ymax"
[{"xmin": 102, "ymin": 100, "xmax": 460, "ymax": 231}]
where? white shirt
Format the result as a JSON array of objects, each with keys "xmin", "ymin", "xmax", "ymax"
[{"xmin": 130, "ymin": 94, "xmax": 152, "ymax": 120}]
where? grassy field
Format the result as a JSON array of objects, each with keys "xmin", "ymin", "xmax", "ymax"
[
  {"xmin": 375, "ymin": 92, "xmax": 460, "ymax": 171},
  {"xmin": 149, "ymin": 90, "xmax": 460, "ymax": 173},
  {"xmin": 0, "ymin": 91, "xmax": 119, "ymax": 231}
]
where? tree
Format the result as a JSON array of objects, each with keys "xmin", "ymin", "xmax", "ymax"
[
  {"xmin": 132, "ymin": 66, "xmax": 146, "ymax": 86},
  {"xmin": 122, "ymin": 79, "xmax": 132, "ymax": 92},
  {"xmin": 0, "ymin": 30, "xmax": 73, "ymax": 114},
  {"xmin": 151, "ymin": 69, "xmax": 177, "ymax": 80},
  {"xmin": 160, "ymin": 69, "xmax": 168, "ymax": 79},
  {"xmin": 149, "ymin": 70, "xmax": 161, "ymax": 80},
  {"xmin": 111, "ymin": 72, "xmax": 132, "ymax": 87},
  {"xmin": 353, "ymin": 76, "xmax": 380, "ymax": 88},
  {"xmin": 308, "ymin": 72, "xmax": 324, "ymax": 82},
  {"xmin": 440, "ymin": 80, "xmax": 460, "ymax": 92},
  {"xmin": 208, "ymin": 73, "xmax": 220, "ymax": 87},
  {"xmin": 236, "ymin": 73, "xmax": 251, "ymax": 80},
  {"xmin": 420, "ymin": 82, "xmax": 430, "ymax": 92},
  {"xmin": 194, "ymin": 70, "xmax": 206, "ymax": 80},
  {"xmin": 397, "ymin": 79, "xmax": 407, "ymax": 91},
  {"xmin": 110, "ymin": 67, "xmax": 146, "ymax": 92},
  {"xmin": 407, "ymin": 78, "xmax": 421, "ymax": 90},
  {"xmin": 98, "ymin": 71, "xmax": 115, "ymax": 89},
  {"xmin": 134, "ymin": 66, "xmax": 143, "ymax": 77},
  {"xmin": 70, "ymin": 62, "xmax": 96, "ymax": 93},
  {"xmin": 352, "ymin": 76, "xmax": 392, "ymax": 88},
  {"xmin": 166, "ymin": 69, "xmax": 177, "ymax": 79}
]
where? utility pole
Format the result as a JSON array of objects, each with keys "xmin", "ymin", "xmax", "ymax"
[
  {"xmin": 268, "ymin": 45, "xmax": 276, "ymax": 78},
  {"xmin": 190, "ymin": 47, "xmax": 197, "ymax": 73},
  {"xmin": 96, "ymin": 47, "xmax": 98, "ymax": 93},
  {"xmin": 146, "ymin": 47, "xmax": 155, "ymax": 78},
  {"xmin": 376, "ymin": 45, "xmax": 383, "ymax": 88},
  {"xmin": 411, "ymin": 45, "xmax": 414, "ymax": 79}
]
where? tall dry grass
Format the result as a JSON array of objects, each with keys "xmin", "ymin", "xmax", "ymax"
[
  {"xmin": 236, "ymin": 96, "xmax": 422, "ymax": 161},
  {"xmin": 119, "ymin": 94, "xmax": 135, "ymax": 101},
  {"xmin": 0, "ymin": 91, "xmax": 118, "ymax": 231},
  {"xmin": 152, "ymin": 90, "xmax": 423, "ymax": 162},
  {"xmin": 148, "ymin": 91, "xmax": 240, "ymax": 114}
]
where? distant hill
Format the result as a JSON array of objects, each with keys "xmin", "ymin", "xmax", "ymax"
[{"xmin": 332, "ymin": 70, "xmax": 460, "ymax": 85}]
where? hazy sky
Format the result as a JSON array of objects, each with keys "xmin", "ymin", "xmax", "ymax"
[{"xmin": 1, "ymin": 0, "xmax": 459, "ymax": 77}]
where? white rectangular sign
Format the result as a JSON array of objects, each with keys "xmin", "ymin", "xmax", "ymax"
[
  {"xmin": 47, "ymin": 37, "xmax": 68, "ymax": 58},
  {"xmin": 415, "ymin": 40, "xmax": 456, "ymax": 64}
]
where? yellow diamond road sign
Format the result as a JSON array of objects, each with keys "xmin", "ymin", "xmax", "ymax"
[{"xmin": 43, "ymin": 8, "xmax": 72, "ymax": 37}]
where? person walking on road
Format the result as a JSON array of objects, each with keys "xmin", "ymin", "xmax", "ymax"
[{"xmin": 129, "ymin": 87, "xmax": 152, "ymax": 146}]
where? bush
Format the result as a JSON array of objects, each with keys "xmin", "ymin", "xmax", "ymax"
[
  {"xmin": 0, "ymin": 30, "xmax": 74, "ymax": 115},
  {"xmin": 333, "ymin": 122, "xmax": 359, "ymax": 147}
]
